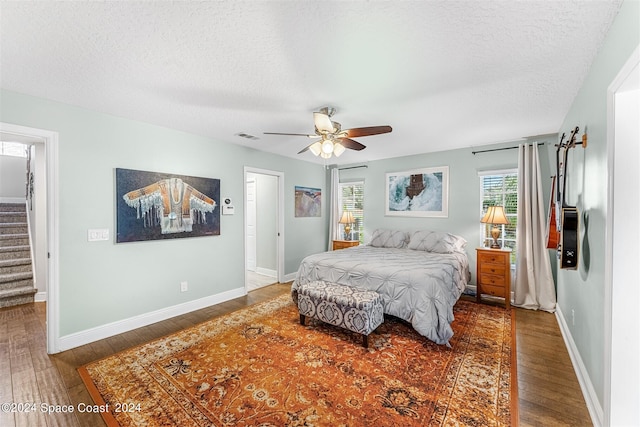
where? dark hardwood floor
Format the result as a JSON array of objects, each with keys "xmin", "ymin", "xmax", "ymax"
[{"xmin": 0, "ymin": 283, "xmax": 592, "ymax": 426}]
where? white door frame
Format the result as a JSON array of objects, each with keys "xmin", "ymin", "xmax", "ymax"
[
  {"xmin": 604, "ymin": 44, "xmax": 640, "ymax": 427},
  {"xmin": 243, "ymin": 166, "xmax": 284, "ymax": 286},
  {"xmin": 0, "ymin": 122, "xmax": 60, "ymax": 354}
]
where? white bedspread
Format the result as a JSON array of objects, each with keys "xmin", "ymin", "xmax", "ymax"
[{"xmin": 292, "ymin": 245, "xmax": 469, "ymax": 345}]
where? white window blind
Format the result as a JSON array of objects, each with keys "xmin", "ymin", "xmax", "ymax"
[
  {"xmin": 339, "ymin": 181, "xmax": 364, "ymax": 243},
  {"xmin": 479, "ymin": 170, "xmax": 518, "ymax": 263}
]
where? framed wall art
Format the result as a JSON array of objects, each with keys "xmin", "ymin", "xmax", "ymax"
[
  {"xmin": 385, "ymin": 166, "xmax": 449, "ymax": 217},
  {"xmin": 294, "ymin": 186, "xmax": 321, "ymax": 217},
  {"xmin": 116, "ymin": 168, "xmax": 220, "ymax": 243}
]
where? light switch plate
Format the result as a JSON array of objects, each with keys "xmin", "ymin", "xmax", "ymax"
[{"xmin": 88, "ymin": 229, "xmax": 109, "ymax": 241}]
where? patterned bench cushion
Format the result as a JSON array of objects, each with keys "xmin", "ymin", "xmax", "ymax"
[{"xmin": 296, "ymin": 281, "xmax": 383, "ymax": 338}]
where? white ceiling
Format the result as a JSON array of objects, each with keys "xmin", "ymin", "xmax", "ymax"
[{"xmin": 0, "ymin": 1, "xmax": 622, "ymax": 165}]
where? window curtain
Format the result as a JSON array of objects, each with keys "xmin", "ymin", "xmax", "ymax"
[
  {"xmin": 328, "ymin": 167, "xmax": 340, "ymax": 251},
  {"xmin": 514, "ymin": 143, "xmax": 557, "ymax": 312}
]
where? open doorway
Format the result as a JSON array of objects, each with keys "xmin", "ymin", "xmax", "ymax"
[
  {"xmin": 244, "ymin": 167, "xmax": 284, "ymax": 292},
  {"xmin": 0, "ymin": 122, "xmax": 59, "ymax": 354},
  {"xmin": 604, "ymin": 46, "xmax": 639, "ymax": 425}
]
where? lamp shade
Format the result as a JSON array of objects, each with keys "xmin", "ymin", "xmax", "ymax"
[
  {"xmin": 339, "ymin": 211, "xmax": 354, "ymax": 224},
  {"xmin": 480, "ymin": 206, "xmax": 509, "ymax": 225}
]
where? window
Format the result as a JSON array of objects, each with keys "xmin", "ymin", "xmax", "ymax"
[
  {"xmin": 0, "ymin": 142, "xmax": 27, "ymax": 158},
  {"xmin": 479, "ymin": 170, "xmax": 518, "ymax": 263},
  {"xmin": 339, "ymin": 181, "xmax": 364, "ymax": 244}
]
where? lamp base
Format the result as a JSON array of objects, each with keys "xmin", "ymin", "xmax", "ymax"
[{"xmin": 490, "ymin": 226, "xmax": 501, "ymax": 249}]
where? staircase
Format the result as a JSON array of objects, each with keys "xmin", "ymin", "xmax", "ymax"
[{"xmin": 0, "ymin": 203, "xmax": 37, "ymax": 308}]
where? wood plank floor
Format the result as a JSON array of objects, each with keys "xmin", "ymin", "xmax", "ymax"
[{"xmin": 0, "ymin": 283, "xmax": 592, "ymax": 426}]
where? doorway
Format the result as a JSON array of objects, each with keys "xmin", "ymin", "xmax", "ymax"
[
  {"xmin": 604, "ymin": 46, "xmax": 639, "ymax": 426},
  {"xmin": 244, "ymin": 167, "xmax": 284, "ymax": 292},
  {"xmin": 0, "ymin": 122, "xmax": 59, "ymax": 354}
]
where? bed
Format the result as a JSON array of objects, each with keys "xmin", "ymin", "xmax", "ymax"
[{"xmin": 292, "ymin": 229, "xmax": 470, "ymax": 345}]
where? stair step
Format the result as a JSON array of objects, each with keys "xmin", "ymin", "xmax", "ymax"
[
  {"xmin": 0, "ymin": 203, "xmax": 27, "ymax": 213},
  {"xmin": 0, "ymin": 246, "xmax": 31, "ymax": 260},
  {"xmin": 0, "ymin": 271, "xmax": 33, "ymax": 284},
  {"xmin": 0, "ymin": 286, "xmax": 37, "ymax": 308},
  {"xmin": 0, "ymin": 213, "xmax": 27, "ymax": 224},
  {"xmin": 0, "ymin": 258, "xmax": 32, "ymax": 275},
  {"xmin": 0, "ymin": 234, "xmax": 29, "ymax": 247},
  {"xmin": 0, "ymin": 223, "xmax": 28, "ymax": 235}
]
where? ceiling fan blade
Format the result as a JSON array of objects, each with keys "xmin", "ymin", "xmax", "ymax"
[
  {"xmin": 344, "ymin": 125, "xmax": 392, "ymax": 138},
  {"xmin": 314, "ymin": 112, "xmax": 335, "ymax": 133},
  {"xmin": 337, "ymin": 137, "xmax": 366, "ymax": 151},
  {"xmin": 264, "ymin": 132, "xmax": 316, "ymax": 137},
  {"xmin": 298, "ymin": 140, "xmax": 322, "ymax": 154}
]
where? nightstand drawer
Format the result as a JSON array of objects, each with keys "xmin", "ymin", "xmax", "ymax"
[
  {"xmin": 479, "ymin": 284, "xmax": 506, "ymax": 298},
  {"xmin": 480, "ymin": 264, "xmax": 507, "ymax": 275},
  {"xmin": 478, "ymin": 251, "xmax": 508, "ymax": 265},
  {"xmin": 333, "ymin": 240, "xmax": 359, "ymax": 250},
  {"xmin": 479, "ymin": 273, "xmax": 507, "ymax": 287}
]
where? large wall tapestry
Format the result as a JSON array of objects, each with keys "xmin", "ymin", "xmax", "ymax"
[
  {"xmin": 295, "ymin": 186, "xmax": 321, "ymax": 217},
  {"xmin": 116, "ymin": 168, "xmax": 220, "ymax": 243},
  {"xmin": 385, "ymin": 166, "xmax": 449, "ymax": 217}
]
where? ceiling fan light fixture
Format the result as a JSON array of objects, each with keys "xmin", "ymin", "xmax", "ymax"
[
  {"xmin": 320, "ymin": 151, "xmax": 332, "ymax": 159},
  {"xmin": 333, "ymin": 142, "xmax": 346, "ymax": 157},
  {"xmin": 309, "ymin": 141, "xmax": 322, "ymax": 156},
  {"xmin": 321, "ymin": 139, "xmax": 334, "ymax": 154}
]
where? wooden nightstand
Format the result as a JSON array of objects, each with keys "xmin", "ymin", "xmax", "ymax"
[
  {"xmin": 332, "ymin": 240, "xmax": 359, "ymax": 250},
  {"xmin": 476, "ymin": 247, "xmax": 512, "ymax": 309}
]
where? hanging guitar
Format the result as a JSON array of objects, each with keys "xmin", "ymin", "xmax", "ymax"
[{"xmin": 556, "ymin": 126, "xmax": 587, "ymax": 269}]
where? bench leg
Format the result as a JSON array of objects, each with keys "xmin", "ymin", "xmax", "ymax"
[
  {"xmin": 362, "ymin": 334, "xmax": 368, "ymax": 348},
  {"xmin": 300, "ymin": 314, "xmax": 305, "ymax": 326}
]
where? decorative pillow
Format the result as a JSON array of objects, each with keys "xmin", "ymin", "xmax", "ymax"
[
  {"xmin": 369, "ymin": 229, "xmax": 407, "ymax": 249},
  {"xmin": 407, "ymin": 230, "xmax": 467, "ymax": 253}
]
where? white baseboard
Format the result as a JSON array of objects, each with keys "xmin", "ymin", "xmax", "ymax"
[
  {"xmin": 256, "ymin": 267, "xmax": 277, "ymax": 278},
  {"xmin": 283, "ymin": 272, "xmax": 297, "ymax": 283},
  {"xmin": 555, "ymin": 306, "xmax": 603, "ymax": 427},
  {"xmin": 57, "ymin": 287, "xmax": 246, "ymax": 352},
  {"xmin": 34, "ymin": 291, "xmax": 47, "ymax": 302}
]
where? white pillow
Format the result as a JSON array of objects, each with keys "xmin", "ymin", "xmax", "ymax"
[
  {"xmin": 369, "ymin": 229, "xmax": 407, "ymax": 249},
  {"xmin": 407, "ymin": 230, "xmax": 467, "ymax": 253}
]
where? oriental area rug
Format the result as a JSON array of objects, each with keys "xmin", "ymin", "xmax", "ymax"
[{"xmin": 79, "ymin": 294, "xmax": 517, "ymax": 426}]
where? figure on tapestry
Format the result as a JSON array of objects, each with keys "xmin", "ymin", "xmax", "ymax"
[
  {"xmin": 116, "ymin": 168, "xmax": 220, "ymax": 243},
  {"xmin": 123, "ymin": 177, "xmax": 216, "ymax": 234}
]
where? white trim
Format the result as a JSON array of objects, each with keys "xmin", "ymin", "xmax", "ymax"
[
  {"xmin": 0, "ymin": 122, "xmax": 59, "ymax": 354},
  {"xmin": 556, "ymin": 306, "xmax": 602, "ymax": 427},
  {"xmin": 34, "ymin": 291, "xmax": 47, "ymax": 302},
  {"xmin": 604, "ymin": 44, "xmax": 640, "ymax": 427},
  {"xmin": 283, "ymin": 272, "xmax": 297, "ymax": 283},
  {"xmin": 255, "ymin": 267, "xmax": 277, "ymax": 278},
  {"xmin": 243, "ymin": 166, "xmax": 285, "ymax": 287},
  {"xmin": 57, "ymin": 286, "xmax": 246, "ymax": 352}
]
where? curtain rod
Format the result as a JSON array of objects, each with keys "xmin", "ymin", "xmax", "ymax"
[
  {"xmin": 472, "ymin": 142, "xmax": 545, "ymax": 155},
  {"xmin": 338, "ymin": 165, "xmax": 368, "ymax": 170}
]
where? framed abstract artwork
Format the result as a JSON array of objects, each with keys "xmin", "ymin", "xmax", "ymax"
[
  {"xmin": 385, "ymin": 166, "xmax": 449, "ymax": 217},
  {"xmin": 295, "ymin": 186, "xmax": 321, "ymax": 217},
  {"xmin": 115, "ymin": 168, "xmax": 220, "ymax": 243}
]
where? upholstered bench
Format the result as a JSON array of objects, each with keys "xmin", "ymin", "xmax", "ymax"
[{"xmin": 296, "ymin": 281, "xmax": 384, "ymax": 348}]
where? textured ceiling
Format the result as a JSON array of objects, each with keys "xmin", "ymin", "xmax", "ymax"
[{"xmin": 0, "ymin": 1, "xmax": 622, "ymax": 165}]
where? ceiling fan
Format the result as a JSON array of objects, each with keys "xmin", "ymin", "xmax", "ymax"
[{"xmin": 264, "ymin": 107, "xmax": 392, "ymax": 159}]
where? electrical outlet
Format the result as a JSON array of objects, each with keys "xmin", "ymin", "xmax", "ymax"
[{"xmin": 180, "ymin": 281, "xmax": 188, "ymax": 292}]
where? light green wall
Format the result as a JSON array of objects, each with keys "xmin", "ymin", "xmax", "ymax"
[
  {"xmin": 0, "ymin": 89, "xmax": 327, "ymax": 336},
  {"xmin": 338, "ymin": 136, "xmax": 557, "ymax": 284},
  {"xmin": 556, "ymin": 0, "xmax": 640, "ymax": 408}
]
